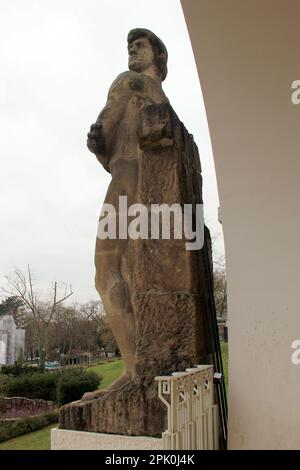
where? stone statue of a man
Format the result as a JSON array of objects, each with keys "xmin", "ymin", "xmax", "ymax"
[
  {"xmin": 87, "ymin": 29, "xmax": 169, "ymax": 390},
  {"xmin": 60, "ymin": 29, "xmax": 213, "ymax": 436}
]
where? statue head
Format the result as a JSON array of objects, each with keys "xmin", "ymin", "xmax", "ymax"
[{"xmin": 127, "ymin": 28, "xmax": 168, "ymax": 81}]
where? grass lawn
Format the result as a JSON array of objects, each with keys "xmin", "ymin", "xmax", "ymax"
[
  {"xmin": 0, "ymin": 423, "xmax": 58, "ymax": 450},
  {"xmin": 0, "ymin": 359, "xmax": 124, "ymax": 451},
  {"xmin": 0, "ymin": 349, "xmax": 228, "ymax": 450},
  {"xmin": 87, "ymin": 359, "xmax": 123, "ymax": 390},
  {"xmin": 220, "ymin": 341, "xmax": 228, "ymax": 390}
]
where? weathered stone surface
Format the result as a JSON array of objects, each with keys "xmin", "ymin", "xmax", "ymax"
[
  {"xmin": 60, "ymin": 28, "xmax": 214, "ymax": 437},
  {"xmin": 0, "ymin": 397, "xmax": 57, "ymax": 421},
  {"xmin": 60, "ymin": 379, "xmax": 166, "ymax": 436}
]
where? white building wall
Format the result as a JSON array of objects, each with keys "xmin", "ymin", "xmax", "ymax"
[
  {"xmin": 15, "ymin": 328, "xmax": 25, "ymax": 359},
  {"xmin": 181, "ymin": 0, "xmax": 300, "ymax": 449},
  {"xmin": 0, "ymin": 315, "xmax": 17, "ymax": 365},
  {"xmin": 0, "ymin": 334, "xmax": 7, "ymax": 365}
]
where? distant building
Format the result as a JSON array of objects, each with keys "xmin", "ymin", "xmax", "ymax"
[
  {"xmin": 217, "ymin": 318, "xmax": 228, "ymax": 342},
  {"xmin": 0, "ymin": 315, "xmax": 25, "ymax": 365},
  {"xmin": 60, "ymin": 352, "xmax": 92, "ymax": 367},
  {"xmin": 15, "ymin": 329, "xmax": 25, "ymax": 359}
]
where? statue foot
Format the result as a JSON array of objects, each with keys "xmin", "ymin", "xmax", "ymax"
[
  {"xmin": 106, "ymin": 371, "xmax": 133, "ymax": 392},
  {"xmin": 81, "ymin": 389, "xmax": 105, "ymax": 401},
  {"xmin": 59, "ymin": 376, "xmax": 165, "ymax": 436},
  {"xmin": 81, "ymin": 372, "xmax": 134, "ymax": 401}
]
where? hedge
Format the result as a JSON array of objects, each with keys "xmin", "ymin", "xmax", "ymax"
[
  {"xmin": 0, "ymin": 364, "xmax": 38, "ymax": 377},
  {"xmin": 0, "ymin": 412, "xmax": 58, "ymax": 443},
  {"xmin": 4, "ymin": 368, "xmax": 102, "ymax": 405},
  {"xmin": 56, "ymin": 368, "xmax": 101, "ymax": 406},
  {"xmin": 5, "ymin": 372, "xmax": 58, "ymax": 402}
]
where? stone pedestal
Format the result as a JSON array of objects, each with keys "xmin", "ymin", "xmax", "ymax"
[{"xmin": 51, "ymin": 428, "xmax": 163, "ymax": 450}]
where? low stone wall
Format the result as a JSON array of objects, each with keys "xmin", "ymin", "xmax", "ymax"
[{"xmin": 0, "ymin": 397, "xmax": 58, "ymax": 420}]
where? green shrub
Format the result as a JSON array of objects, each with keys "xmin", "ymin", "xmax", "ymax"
[
  {"xmin": 56, "ymin": 368, "xmax": 101, "ymax": 406},
  {"xmin": 0, "ymin": 412, "xmax": 58, "ymax": 443},
  {"xmin": 0, "ymin": 375, "xmax": 10, "ymax": 397},
  {"xmin": 5, "ymin": 372, "xmax": 58, "ymax": 401},
  {"xmin": 3, "ymin": 367, "xmax": 101, "ymax": 406},
  {"xmin": 0, "ymin": 364, "xmax": 38, "ymax": 377}
]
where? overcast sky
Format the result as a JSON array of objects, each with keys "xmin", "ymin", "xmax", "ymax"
[{"xmin": 0, "ymin": 0, "xmax": 224, "ymax": 303}]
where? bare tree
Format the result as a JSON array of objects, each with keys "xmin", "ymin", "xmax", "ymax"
[
  {"xmin": 213, "ymin": 269, "xmax": 227, "ymax": 320},
  {"xmin": 210, "ymin": 232, "xmax": 226, "ymax": 270},
  {"xmin": 79, "ymin": 300, "xmax": 119, "ymax": 356},
  {"xmin": 2, "ymin": 265, "xmax": 73, "ymax": 368},
  {"xmin": 79, "ymin": 300, "xmax": 105, "ymax": 324}
]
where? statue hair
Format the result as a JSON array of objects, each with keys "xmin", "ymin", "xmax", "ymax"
[{"xmin": 127, "ymin": 28, "xmax": 168, "ymax": 81}]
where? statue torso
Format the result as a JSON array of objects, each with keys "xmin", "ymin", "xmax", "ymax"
[
  {"xmin": 102, "ymin": 71, "xmax": 168, "ymax": 206},
  {"xmin": 107, "ymin": 71, "xmax": 168, "ymax": 170}
]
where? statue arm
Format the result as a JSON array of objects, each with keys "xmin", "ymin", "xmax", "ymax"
[
  {"xmin": 87, "ymin": 122, "xmax": 109, "ymax": 171},
  {"xmin": 87, "ymin": 76, "xmax": 129, "ymax": 172}
]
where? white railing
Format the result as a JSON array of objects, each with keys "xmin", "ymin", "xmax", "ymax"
[{"xmin": 155, "ymin": 365, "xmax": 219, "ymax": 450}]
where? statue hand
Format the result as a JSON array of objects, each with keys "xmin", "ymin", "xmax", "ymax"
[{"xmin": 87, "ymin": 123, "xmax": 104, "ymax": 154}]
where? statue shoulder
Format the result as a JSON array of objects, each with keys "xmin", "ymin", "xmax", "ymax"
[{"xmin": 108, "ymin": 71, "xmax": 147, "ymax": 96}]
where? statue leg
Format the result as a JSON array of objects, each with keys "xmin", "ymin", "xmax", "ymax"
[{"xmin": 95, "ymin": 240, "xmax": 136, "ymax": 389}]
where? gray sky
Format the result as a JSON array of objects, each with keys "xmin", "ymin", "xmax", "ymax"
[{"xmin": 0, "ymin": 0, "xmax": 224, "ymax": 303}]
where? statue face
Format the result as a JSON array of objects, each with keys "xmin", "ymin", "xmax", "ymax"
[{"xmin": 128, "ymin": 37, "xmax": 155, "ymax": 73}]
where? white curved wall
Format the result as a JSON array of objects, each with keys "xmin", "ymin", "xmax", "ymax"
[{"xmin": 181, "ymin": 0, "xmax": 300, "ymax": 449}]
